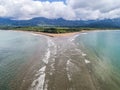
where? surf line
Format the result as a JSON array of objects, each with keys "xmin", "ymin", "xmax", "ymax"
[
  {"xmin": 30, "ymin": 37, "xmax": 56, "ymax": 90},
  {"xmin": 81, "ymin": 52, "xmax": 91, "ymax": 64},
  {"xmin": 69, "ymin": 34, "xmax": 79, "ymax": 42}
]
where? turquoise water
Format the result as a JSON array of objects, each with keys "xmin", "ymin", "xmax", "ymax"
[
  {"xmin": 1, "ymin": 30, "xmax": 120, "ymax": 90},
  {"xmin": 76, "ymin": 30, "xmax": 120, "ymax": 90},
  {"xmin": 0, "ymin": 30, "xmax": 48, "ymax": 90}
]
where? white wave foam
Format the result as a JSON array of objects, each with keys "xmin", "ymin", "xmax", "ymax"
[
  {"xmin": 85, "ymin": 59, "xmax": 90, "ymax": 64},
  {"xmin": 33, "ymin": 34, "xmax": 38, "ymax": 36},
  {"xmin": 31, "ymin": 33, "xmax": 40, "ymax": 36},
  {"xmin": 42, "ymin": 38, "xmax": 55, "ymax": 64},
  {"xmin": 66, "ymin": 60, "xmax": 72, "ymax": 81},
  {"xmin": 75, "ymin": 48, "xmax": 81, "ymax": 52},
  {"xmin": 81, "ymin": 33, "xmax": 88, "ymax": 34},
  {"xmin": 47, "ymin": 38, "xmax": 57, "ymax": 55},
  {"xmin": 82, "ymin": 53, "xmax": 87, "ymax": 57},
  {"xmin": 43, "ymin": 49, "xmax": 50, "ymax": 64},
  {"xmin": 39, "ymin": 66, "xmax": 46, "ymax": 72},
  {"xmin": 31, "ymin": 38, "xmax": 57, "ymax": 90},
  {"xmin": 31, "ymin": 37, "xmax": 57, "ymax": 90},
  {"xmin": 47, "ymin": 38, "xmax": 55, "ymax": 47},
  {"xmin": 31, "ymin": 66, "xmax": 46, "ymax": 90},
  {"xmin": 69, "ymin": 34, "xmax": 79, "ymax": 41}
]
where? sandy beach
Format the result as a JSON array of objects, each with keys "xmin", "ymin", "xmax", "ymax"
[
  {"xmin": 10, "ymin": 29, "xmax": 85, "ymax": 38},
  {"xmin": 8, "ymin": 29, "xmax": 112, "ymax": 90},
  {"xmin": 1, "ymin": 30, "xmax": 119, "ymax": 90},
  {"xmin": 11, "ymin": 29, "xmax": 107, "ymax": 38},
  {"xmin": 11, "ymin": 30, "xmax": 95, "ymax": 90},
  {"xmin": 34, "ymin": 31, "xmax": 80, "ymax": 37}
]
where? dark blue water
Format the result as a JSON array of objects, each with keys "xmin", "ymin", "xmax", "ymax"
[
  {"xmin": 76, "ymin": 30, "xmax": 120, "ymax": 90},
  {"xmin": 0, "ymin": 30, "xmax": 48, "ymax": 90}
]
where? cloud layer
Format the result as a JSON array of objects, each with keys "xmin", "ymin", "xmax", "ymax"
[{"xmin": 0, "ymin": 0, "xmax": 120, "ymax": 20}]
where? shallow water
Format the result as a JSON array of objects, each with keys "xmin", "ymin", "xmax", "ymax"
[
  {"xmin": 0, "ymin": 30, "xmax": 48, "ymax": 90},
  {"xmin": 1, "ymin": 30, "xmax": 120, "ymax": 90},
  {"xmin": 75, "ymin": 30, "xmax": 120, "ymax": 90}
]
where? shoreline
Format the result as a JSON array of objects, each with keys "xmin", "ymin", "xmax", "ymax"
[
  {"xmin": 9, "ymin": 29, "xmax": 119, "ymax": 38},
  {"xmin": 33, "ymin": 31, "xmax": 80, "ymax": 37},
  {"xmin": 31, "ymin": 29, "xmax": 120, "ymax": 37},
  {"xmin": 0, "ymin": 29, "xmax": 120, "ymax": 90},
  {"xmin": 11, "ymin": 30, "xmax": 81, "ymax": 37}
]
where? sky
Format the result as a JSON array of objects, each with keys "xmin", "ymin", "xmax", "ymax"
[{"xmin": 0, "ymin": 0, "xmax": 120, "ymax": 20}]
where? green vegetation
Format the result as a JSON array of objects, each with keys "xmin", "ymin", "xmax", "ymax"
[
  {"xmin": 43, "ymin": 27, "xmax": 81, "ymax": 33},
  {"xmin": 0, "ymin": 26, "xmax": 119, "ymax": 33},
  {"xmin": 0, "ymin": 26, "xmax": 82, "ymax": 33}
]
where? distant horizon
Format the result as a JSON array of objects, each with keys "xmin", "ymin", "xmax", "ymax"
[{"xmin": 0, "ymin": 16, "xmax": 119, "ymax": 21}]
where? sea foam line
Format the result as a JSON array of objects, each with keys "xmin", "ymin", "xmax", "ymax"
[
  {"xmin": 31, "ymin": 66, "xmax": 46, "ymax": 90},
  {"xmin": 81, "ymin": 33, "xmax": 88, "ymax": 34},
  {"xmin": 42, "ymin": 38, "xmax": 54, "ymax": 64},
  {"xmin": 47, "ymin": 37, "xmax": 57, "ymax": 55},
  {"xmin": 66, "ymin": 60, "xmax": 72, "ymax": 81},
  {"xmin": 31, "ymin": 38, "xmax": 57, "ymax": 90},
  {"xmin": 31, "ymin": 33, "xmax": 39, "ymax": 36},
  {"xmin": 82, "ymin": 52, "xmax": 87, "ymax": 57},
  {"xmin": 42, "ymin": 48, "xmax": 50, "ymax": 64},
  {"xmin": 69, "ymin": 34, "xmax": 79, "ymax": 41},
  {"xmin": 85, "ymin": 59, "xmax": 90, "ymax": 64},
  {"xmin": 81, "ymin": 52, "xmax": 90, "ymax": 64}
]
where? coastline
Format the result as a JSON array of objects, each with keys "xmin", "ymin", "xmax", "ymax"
[
  {"xmin": 1, "ymin": 29, "xmax": 120, "ymax": 90},
  {"xmin": 10, "ymin": 30, "xmax": 81, "ymax": 37},
  {"xmin": 33, "ymin": 31, "xmax": 80, "ymax": 37},
  {"xmin": 10, "ymin": 29, "xmax": 118, "ymax": 38}
]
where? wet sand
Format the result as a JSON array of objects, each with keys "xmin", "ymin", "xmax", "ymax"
[
  {"xmin": 8, "ymin": 30, "xmax": 98, "ymax": 90},
  {"xmin": 11, "ymin": 30, "xmax": 81, "ymax": 37},
  {"xmin": 28, "ymin": 32, "xmax": 98, "ymax": 90},
  {"xmin": 33, "ymin": 32, "xmax": 80, "ymax": 37},
  {"xmin": 4, "ymin": 30, "xmax": 120, "ymax": 90}
]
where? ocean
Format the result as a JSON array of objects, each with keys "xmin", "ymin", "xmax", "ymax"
[
  {"xmin": 0, "ymin": 30, "xmax": 120, "ymax": 90},
  {"xmin": 0, "ymin": 30, "xmax": 48, "ymax": 90},
  {"xmin": 75, "ymin": 30, "xmax": 120, "ymax": 90}
]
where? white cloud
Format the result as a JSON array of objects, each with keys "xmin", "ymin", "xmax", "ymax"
[
  {"xmin": 0, "ymin": 0, "xmax": 120, "ymax": 20},
  {"xmin": 0, "ymin": 5, "xmax": 7, "ymax": 17},
  {"xmin": 66, "ymin": 0, "xmax": 120, "ymax": 20}
]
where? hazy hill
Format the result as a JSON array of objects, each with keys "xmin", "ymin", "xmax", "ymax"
[{"xmin": 0, "ymin": 17, "xmax": 120, "ymax": 28}]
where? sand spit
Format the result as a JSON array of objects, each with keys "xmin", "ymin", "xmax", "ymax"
[{"xmin": 29, "ymin": 33, "xmax": 97, "ymax": 90}]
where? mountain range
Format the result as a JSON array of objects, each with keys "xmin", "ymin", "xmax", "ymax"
[{"xmin": 0, "ymin": 17, "xmax": 120, "ymax": 28}]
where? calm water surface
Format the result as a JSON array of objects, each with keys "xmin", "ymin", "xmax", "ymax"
[
  {"xmin": 1, "ymin": 30, "xmax": 120, "ymax": 90},
  {"xmin": 0, "ymin": 30, "xmax": 48, "ymax": 90},
  {"xmin": 75, "ymin": 30, "xmax": 120, "ymax": 90}
]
